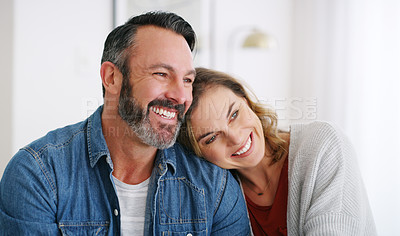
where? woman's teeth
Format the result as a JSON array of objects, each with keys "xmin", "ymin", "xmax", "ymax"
[
  {"xmin": 233, "ymin": 136, "xmax": 252, "ymax": 156},
  {"xmin": 151, "ymin": 106, "xmax": 176, "ymax": 119}
]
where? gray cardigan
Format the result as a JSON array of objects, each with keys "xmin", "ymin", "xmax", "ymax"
[
  {"xmin": 240, "ymin": 121, "xmax": 376, "ymax": 235},
  {"xmin": 287, "ymin": 121, "xmax": 376, "ymax": 235}
]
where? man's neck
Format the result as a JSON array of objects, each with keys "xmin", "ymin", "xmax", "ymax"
[{"xmin": 102, "ymin": 112, "xmax": 157, "ymax": 185}]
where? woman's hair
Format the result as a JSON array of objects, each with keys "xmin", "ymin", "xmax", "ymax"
[{"xmin": 178, "ymin": 67, "xmax": 287, "ymax": 164}]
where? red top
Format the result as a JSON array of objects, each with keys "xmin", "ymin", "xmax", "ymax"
[{"xmin": 245, "ymin": 158, "xmax": 288, "ymax": 236}]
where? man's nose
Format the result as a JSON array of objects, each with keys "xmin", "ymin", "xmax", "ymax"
[{"xmin": 165, "ymin": 78, "xmax": 191, "ymax": 105}]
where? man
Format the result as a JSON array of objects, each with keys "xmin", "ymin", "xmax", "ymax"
[{"xmin": 0, "ymin": 12, "xmax": 250, "ymax": 235}]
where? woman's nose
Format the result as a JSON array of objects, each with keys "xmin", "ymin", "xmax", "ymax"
[{"xmin": 226, "ymin": 128, "xmax": 242, "ymax": 146}]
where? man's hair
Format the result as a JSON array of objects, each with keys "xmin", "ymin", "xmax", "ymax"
[{"xmin": 100, "ymin": 11, "xmax": 196, "ymax": 96}]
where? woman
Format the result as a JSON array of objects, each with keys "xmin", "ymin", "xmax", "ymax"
[{"xmin": 178, "ymin": 67, "xmax": 376, "ymax": 236}]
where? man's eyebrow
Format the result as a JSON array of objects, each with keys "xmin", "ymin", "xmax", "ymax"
[
  {"xmin": 149, "ymin": 63, "xmax": 174, "ymax": 72},
  {"xmin": 197, "ymin": 131, "xmax": 213, "ymax": 142},
  {"xmin": 149, "ymin": 63, "xmax": 196, "ymax": 77},
  {"xmin": 187, "ymin": 69, "xmax": 196, "ymax": 77}
]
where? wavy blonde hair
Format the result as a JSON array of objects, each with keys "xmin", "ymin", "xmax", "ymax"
[{"xmin": 178, "ymin": 67, "xmax": 287, "ymax": 164}]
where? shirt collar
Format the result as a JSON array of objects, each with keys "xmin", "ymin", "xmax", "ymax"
[
  {"xmin": 87, "ymin": 105, "xmax": 178, "ymax": 174},
  {"xmin": 155, "ymin": 146, "xmax": 177, "ymax": 175},
  {"xmin": 87, "ymin": 106, "xmax": 110, "ymax": 168}
]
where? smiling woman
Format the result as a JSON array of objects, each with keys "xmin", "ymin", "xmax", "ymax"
[
  {"xmin": 189, "ymin": 85, "xmax": 269, "ymax": 170},
  {"xmin": 178, "ymin": 67, "xmax": 377, "ymax": 236}
]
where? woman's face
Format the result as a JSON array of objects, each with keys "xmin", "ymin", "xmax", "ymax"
[{"xmin": 190, "ymin": 86, "xmax": 266, "ymax": 169}]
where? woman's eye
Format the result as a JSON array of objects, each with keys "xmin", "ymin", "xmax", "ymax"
[
  {"xmin": 205, "ymin": 135, "xmax": 217, "ymax": 145},
  {"xmin": 230, "ymin": 110, "xmax": 239, "ymax": 121}
]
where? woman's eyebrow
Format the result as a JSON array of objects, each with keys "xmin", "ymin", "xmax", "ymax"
[
  {"xmin": 196, "ymin": 102, "xmax": 235, "ymax": 142},
  {"xmin": 226, "ymin": 102, "xmax": 235, "ymax": 119},
  {"xmin": 197, "ymin": 131, "xmax": 213, "ymax": 142}
]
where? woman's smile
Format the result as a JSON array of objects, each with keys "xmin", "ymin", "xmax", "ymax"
[{"xmin": 232, "ymin": 132, "xmax": 254, "ymax": 157}]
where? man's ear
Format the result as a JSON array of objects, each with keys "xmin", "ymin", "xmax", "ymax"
[{"xmin": 100, "ymin": 61, "xmax": 123, "ymax": 95}]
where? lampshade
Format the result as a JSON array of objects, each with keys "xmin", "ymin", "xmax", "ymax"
[{"xmin": 242, "ymin": 29, "xmax": 276, "ymax": 49}]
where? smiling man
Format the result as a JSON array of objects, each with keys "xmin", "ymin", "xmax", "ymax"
[{"xmin": 0, "ymin": 12, "xmax": 250, "ymax": 235}]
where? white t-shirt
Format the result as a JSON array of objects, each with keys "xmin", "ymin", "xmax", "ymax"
[{"xmin": 112, "ymin": 176, "xmax": 149, "ymax": 236}]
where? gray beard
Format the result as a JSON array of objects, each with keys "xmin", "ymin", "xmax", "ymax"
[{"xmin": 118, "ymin": 82, "xmax": 182, "ymax": 149}]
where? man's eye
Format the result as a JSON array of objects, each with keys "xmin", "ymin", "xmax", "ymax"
[
  {"xmin": 154, "ymin": 72, "xmax": 167, "ymax": 77},
  {"xmin": 205, "ymin": 135, "xmax": 217, "ymax": 145},
  {"xmin": 183, "ymin": 78, "xmax": 193, "ymax": 83}
]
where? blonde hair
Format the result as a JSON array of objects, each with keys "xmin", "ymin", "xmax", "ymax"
[{"xmin": 178, "ymin": 67, "xmax": 287, "ymax": 164}]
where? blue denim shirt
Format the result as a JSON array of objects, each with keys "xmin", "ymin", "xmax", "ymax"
[{"xmin": 0, "ymin": 106, "xmax": 250, "ymax": 235}]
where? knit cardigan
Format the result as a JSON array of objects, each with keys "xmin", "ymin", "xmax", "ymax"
[{"xmin": 286, "ymin": 121, "xmax": 376, "ymax": 235}]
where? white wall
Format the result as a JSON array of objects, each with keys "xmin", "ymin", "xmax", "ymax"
[
  {"xmin": 212, "ymin": 0, "xmax": 293, "ymax": 128},
  {"xmin": 0, "ymin": 0, "xmax": 112, "ymax": 175},
  {"xmin": 0, "ymin": 0, "xmax": 14, "ymax": 176},
  {"xmin": 12, "ymin": 0, "xmax": 112, "ymax": 154},
  {"xmin": 291, "ymin": 1, "xmax": 400, "ymax": 234}
]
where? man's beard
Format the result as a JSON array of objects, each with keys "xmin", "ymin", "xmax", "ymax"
[{"xmin": 118, "ymin": 78, "xmax": 185, "ymax": 149}]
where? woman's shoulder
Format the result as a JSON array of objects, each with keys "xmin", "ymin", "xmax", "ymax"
[
  {"xmin": 287, "ymin": 121, "xmax": 360, "ymax": 193},
  {"xmin": 289, "ymin": 120, "xmax": 347, "ymax": 148},
  {"xmin": 288, "ymin": 120, "xmax": 355, "ymax": 167},
  {"xmin": 290, "ymin": 120, "xmax": 340, "ymax": 136}
]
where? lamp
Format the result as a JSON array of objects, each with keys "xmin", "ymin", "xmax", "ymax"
[
  {"xmin": 242, "ymin": 29, "xmax": 277, "ymax": 49},
  {"xmin": 226, "ymin": 27, "xmax": 277, "ymax": 70}
]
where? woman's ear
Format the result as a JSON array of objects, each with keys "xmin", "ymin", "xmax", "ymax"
[{"xmin": 100, "ymin": 61, "xmax": 123, "ymax": 95}]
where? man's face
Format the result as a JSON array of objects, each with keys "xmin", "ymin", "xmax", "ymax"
[{"xmin": 118, "ymin": 25, "xmax": 195, "ymax": 149}]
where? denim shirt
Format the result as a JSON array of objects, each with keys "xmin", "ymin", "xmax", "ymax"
[{"xmin": 0, "ymin": 106, "xmax": 250, "ymax": 235}]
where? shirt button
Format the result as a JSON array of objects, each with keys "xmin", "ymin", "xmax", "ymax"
[
  {"xmin": 114, "ymin": 209, "xmax": 119, "ymax": 216},
  {"xmin": 187, "ymin": 234, "xmax": 193, "ymax": 236}
]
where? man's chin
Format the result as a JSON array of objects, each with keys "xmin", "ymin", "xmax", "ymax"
[
  {"xmin": 156, "ymin": 124, "xmax": 182, "ymax": 148},
  {"xmin": 156, "ymin": 132, "xmax": 178, "ymax": 149},
  {"xmin": 136, "ymin": 119, "xmax": 181, "ymax": 149}
]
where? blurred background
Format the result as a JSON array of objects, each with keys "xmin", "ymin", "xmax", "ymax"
[{"xmin": 1, "ymin": 0, "xmax": 399, "ymax": 234}]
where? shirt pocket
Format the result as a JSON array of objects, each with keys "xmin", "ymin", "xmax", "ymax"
[
  {"xmin": 161, "ymin": 230, "xmax": 207, "ymax": 236},
  {"xmin": 58, "ymin": 221, "xmax": 109, "ymax": 236},
  {"xmin": 159, "ymin": 177, "xmax": 206, "ymax": 225}
]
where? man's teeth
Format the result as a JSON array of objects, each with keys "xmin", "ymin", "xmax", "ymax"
[
  {"xmin": 234, "ymin": 136, "xmax": 252, "ymax": 155},
  {"xmin": 151, "ymin": 107, "xmax": 176, "ymax": 119}
]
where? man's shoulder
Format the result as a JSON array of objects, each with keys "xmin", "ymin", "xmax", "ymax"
[
  {"xmin": 22, "ymin": 119, "xmax": 89, "ymax": 157},
  {"xmin": 20, "ymin": 106, "xmax": 104, "ymax": 157},
  {"xmin": 172, "ymin": 142, "xmax": 223, "ymax": 169},
  {"xmin": 168, "ymin": 143, "xmax": 230, "ymax": 184},
  {"xmin": 168, "ymin": 143, "xmax": 242, "ymax": 199},
  {"xmin": 1, "ymin": 119, "xmax": 91, "ymax": 197}
]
